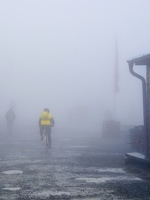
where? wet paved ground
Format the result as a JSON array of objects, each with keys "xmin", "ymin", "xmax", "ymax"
[{"xmin": 0, "ymin": 136, "xmax": 150, "ymax": 199}]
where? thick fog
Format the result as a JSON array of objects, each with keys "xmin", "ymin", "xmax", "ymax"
[{"xmin": 0, "ymin": 0, "xmax": 150, "ymax": 138}]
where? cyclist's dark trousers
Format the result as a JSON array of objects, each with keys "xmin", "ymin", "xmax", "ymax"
[{"xmin": 40, "ymin": 125, "xmax": 51, "ymax": 145}]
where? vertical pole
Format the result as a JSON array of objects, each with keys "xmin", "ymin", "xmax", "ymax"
[
  {"xmin": 114, "ymin": 38, "xmax": 119, "ymax": 120},
  {"xmin": 146, "ymin": 65, "xmax": 150, "ymax": 158},
  {"xmin": 113, "ymin": 92, "xmax": 116, "ymax": 120}
]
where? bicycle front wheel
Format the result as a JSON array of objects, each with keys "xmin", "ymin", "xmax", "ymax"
[{"xmin": 45, "ymin": 133, "xmax": 49, "ymax": 151}]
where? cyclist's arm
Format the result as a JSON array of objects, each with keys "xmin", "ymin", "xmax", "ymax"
[{"xmin": 51, "ymin": 117, "xmax": 55, "ymax": 127}]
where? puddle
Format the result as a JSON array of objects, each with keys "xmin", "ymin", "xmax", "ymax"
[
  {"xmin": 76, "ymin": 176, "xmax": 141, "ymax": 183},
  {"xmin": 3, "ymin": 187, "xmax": 21, "ymax": 191},
  {"xmin": 97, "ymin": 168, "xmax": 125, "ymax": 173},
  {"xmin": 33, "ymin": 190, "xmax": 70, "ymax": 197},
  {"xmin": 2, "ymin": 170, "xmax": 23, "ymax": 175}
]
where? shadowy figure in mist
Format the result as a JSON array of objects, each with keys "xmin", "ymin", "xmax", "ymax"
[
  {"xmin": 5, "ymin": 108, "xmax": 16, "ymax": 135},
  {"xmin": 39, "ymin": 108, "xmax": 54, "ymax": 148}
]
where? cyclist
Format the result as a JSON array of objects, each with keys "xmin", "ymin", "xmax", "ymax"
[{"xmin": 39, "ymin": 108, "xmax": 54, "ymax": 148}]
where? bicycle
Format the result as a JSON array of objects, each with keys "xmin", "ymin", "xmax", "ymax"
[{"xmin": 42, "ymin": 128, "xmax": 51, "ymax": 152}]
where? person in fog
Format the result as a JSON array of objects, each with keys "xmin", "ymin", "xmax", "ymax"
[
  {"xmin": 5, "ymin": 107, "xmax": 16, "ymax": 135},
  {"xmin": 39, "ymin": 108, "xmax": 54, "ymax": 148}
]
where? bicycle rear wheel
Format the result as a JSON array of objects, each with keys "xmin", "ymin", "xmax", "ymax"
[
  {"xmin": 45, "ymin": 133, "xmax": 49, "ymax": 152},
  {"xmin": 43, "ymin": 130, "xmax": 49, "ymax": 152}
]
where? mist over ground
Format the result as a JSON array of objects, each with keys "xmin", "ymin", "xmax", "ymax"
[{"xmin": 0, "ymin": 0, "xmax": 150, "ymax": 139}]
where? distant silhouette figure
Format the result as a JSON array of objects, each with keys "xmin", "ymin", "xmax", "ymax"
[{"xmin": 5, "ymin": 108, "xmax": 16, "ymax": 135}]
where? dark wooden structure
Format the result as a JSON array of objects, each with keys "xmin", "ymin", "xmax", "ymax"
[{"xmin": 126, "ymin": 54, "xmax": 150, "ymax": 163}]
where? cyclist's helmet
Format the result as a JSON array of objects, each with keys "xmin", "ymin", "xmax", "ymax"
[{"xmin": 44, "ymin": 108, "xmax": 49, "ymax": 113}]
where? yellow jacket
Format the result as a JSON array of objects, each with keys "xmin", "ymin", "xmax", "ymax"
[{"xmin": 40, "ymin": 111, "xmax": 53, "ymax": 125}]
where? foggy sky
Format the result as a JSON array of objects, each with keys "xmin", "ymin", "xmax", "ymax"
[{"xmin": 0, "ymin": 0, "xmax": 150, "ymax": 133}]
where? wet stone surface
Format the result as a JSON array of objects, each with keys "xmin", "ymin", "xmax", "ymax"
[{"xmin": 0, "ymin": 137, "xmax": 150, "ymax": 199}]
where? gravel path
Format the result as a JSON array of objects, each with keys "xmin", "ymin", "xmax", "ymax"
[{"xmin": 0, "ymin": 136, "xmax": 150, "ymax": 199}]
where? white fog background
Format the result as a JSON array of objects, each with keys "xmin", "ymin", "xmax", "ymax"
[{"xmin": 0, "ymin": 0, "xmax": 149, "ymax": 138}]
